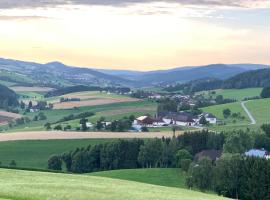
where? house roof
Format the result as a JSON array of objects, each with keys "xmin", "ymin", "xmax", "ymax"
[
  {"xmin": 201, "ymin": 112, "xmax": 216, "ymax": 119},
  {"xmin": 137, "ymin": 116, "xmax": 148, "ymax": 121},
  {"xmin": 245, "ymin": 149, "xmax": 268, "ymax": 158},
  {"xmin": 195, "ymin": 150, "xmax": 222, "ymax": 161},
  {"xmin": 163, "ymin": 112, "xmax": 195, "ymax": 123}
]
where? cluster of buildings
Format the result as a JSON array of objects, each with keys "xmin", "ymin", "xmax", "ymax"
[
  {"xmin": 133, "ymin": 111, "xmax": 217, "ymax": 130},
  {"xmin": 194, "ymin": 148, "xmax": 270, "ymax": 163}
]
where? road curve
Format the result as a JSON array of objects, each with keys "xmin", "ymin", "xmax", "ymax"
[
  {"xmin": 241, "ymin": 101, "xmax": 256, "ymax": 125},
  {"xmin": 0, "ymin": 131, "xmax": 179, "ymax": 142}
]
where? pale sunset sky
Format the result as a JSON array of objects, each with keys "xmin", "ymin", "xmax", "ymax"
[{"xmin": 0, "ymin": 0, "xmax": 269, "ymax": 70}]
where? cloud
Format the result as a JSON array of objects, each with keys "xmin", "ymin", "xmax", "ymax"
[
  {"xmin": 0, "ymin": 0, "xmax": 269, "ymax": 9},
  {"xmin": 0, "ymin": 15, "xmax": 50, "ymax": 21}
]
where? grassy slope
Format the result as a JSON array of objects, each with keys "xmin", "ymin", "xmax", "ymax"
[
  {"xmin": 6, "ymin": 100, "xmax": 156, "ymax": 132},
  {"xmin": 0, "ymin": 139, "xmax": 110, "ymax": 169},
  {"xmin": 90, "ymin": 168, "xmax": 186, "ymax": 188},
  {"xmin": 0, "ymin": 169, "xmax": 229, "ymax": 200},
  {"xmin": 246, "ymin": 98, "xmax": 270, "ymax": 124},
  {"xmin": 198, "ymin": 88, "xmax": 262, "ymax": 101},
  {"xmin": 202, "ymin": 102, "xmax": 251, "ymax": 131}
]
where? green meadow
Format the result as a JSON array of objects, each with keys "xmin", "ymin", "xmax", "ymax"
[
  {"xmin": 90, "ymin": 168, "xmax": 186, "ymax": 188},
  {"xmin": 0, "ymin": 139, "xmax": 110, "ymax": 169},
  {"xmin": 198, "ymin": 88, "xmax": 262, "ymax": 101},
  {"xmin": 0, "ymin": 169, "xmax": 229, "ymax": 200}
]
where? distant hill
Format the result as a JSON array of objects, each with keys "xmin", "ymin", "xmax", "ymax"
[
  {"xmin": 0, "ymin": 58, "xmax": 268, "ymax": 87},
  {"xmin": 0, "ymin": 84, "xmax": 18, "ymax": 108},
  {"xmin": 0, "ymin": 58, "xmax": 136, "ymax": 88},
  {"xmin": 224, "ymin": 68, "xmax": 270, "ymax": 89}
]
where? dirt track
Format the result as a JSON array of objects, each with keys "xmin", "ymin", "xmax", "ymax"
[{"xmin": 0, "ymin": 131, "xmax": 179, "ymax": 142}]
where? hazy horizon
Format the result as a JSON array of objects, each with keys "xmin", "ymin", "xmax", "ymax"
[{"xmin": 0, "ymin": 0, "xmax": 270, "ymax": 70}]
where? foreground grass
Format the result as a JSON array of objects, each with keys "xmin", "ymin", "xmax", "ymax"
[
  {"xmin": 0, "ymin": 169, "xmax": 229, "ymax": 200},
  {"xmin": 0, "ymin": 139, "xmax": 110, "ymax": 169},
  {"xmin": 90, "ymin": 168, "xmax": 186, "ymax": 188}
]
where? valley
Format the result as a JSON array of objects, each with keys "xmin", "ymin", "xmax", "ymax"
[{"xmin": 0, "ymin": 59, "xmax": 270, "ymax": 200}]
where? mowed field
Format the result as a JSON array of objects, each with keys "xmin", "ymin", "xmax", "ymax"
[
  {"xmin": 198, "ymin": 88, "xmax": 262, "ymax": 101},
  {"xmin": 0, "ymin": 169, "xmax": 229, "ymax": 200},
  {"xmin": 10, "ymin": 86, "xmax": 54, "ymax": 92},
  {"xmin": 90, "ymin": 168, "xmax": 186, "ymax": 189},
  {"xmin": 245, "ymin": 98, "xmax": 270, "ymax": 124},
  {"xmin": 52, "ymin": 91, "xmax": 140, "ymax": 109},
  {"xmin": 0, "ymin": 139, "xmax": 110, "ymax": 169},
  {"xmin": 0, "ymin": 111, "xmax": 21, "ymax": 125}
]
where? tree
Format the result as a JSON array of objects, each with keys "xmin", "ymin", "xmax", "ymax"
[
  {"xmin": 48, "ymin": 155, "xmax": 62, "ymax": 171},
  {"xmin": 260, "ymin": 87, "xmax": 270, "ymax": 98},
  {"xmin": 223, "ymin": 130, "xmax": 254, "ymax": 154},
  {"xmin": 261, "ymin": 124, "xmax": 270, "ymax": 137},
  {"xmin": 214, "ymin": 154, "xmax": 242, "ymax": 199},
  {"xmin": 199, "ymin": 116, "xmax": 208, "ymax": 125},
  {"xmin": 20, "ymin": 101, "xmax": 26, "ymax": 109},
  {"xmin": 141, "ymin": 127, "xmax": 149, "ymax": 132},
  {"xmin": 181, "ymin": 159, "xmax": 192, "ymax": 172},
  {"xmin": 187, "ymin": 157, "xmax": 214, "ymax": 191},
  {"xmin": 54, "ymin": 124, "xmax": 62, "ymax": 131},
  {"xmin": 38, "ymin": 112, "xmax": 47, "ymax": 120},
  {"xmin": 80, "ymin": 118, "xmax": 88, "ymax": 131},
  {"xmin": 223, "ymin": 108, "xmax": 231, "ymax": 118},
  {"xmin": 44, "ymin": 123, "xmax": 52, "ymax": 130},
  {"xmin": 138, "ymin": 139, "xmax": 163, "ymax": 168},
  {"xmin": 175, "ymin": 149, "xmax": 193, "ymax": 168},
  {"xmin": 28, "ymin": 101, "xmax": 33, "ymax": 109},
  {"xmin": 9, "ymin": 160, "xmax": 17, "ymax": 167}
]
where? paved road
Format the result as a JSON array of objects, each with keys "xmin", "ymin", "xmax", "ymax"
[{"xmin": 241, "ymin": 101, "xmax": 256, "ymax": 125}]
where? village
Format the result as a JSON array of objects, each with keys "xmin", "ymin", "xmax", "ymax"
[{"xmin": 132, "ymin": 111, "xmax": 217, "ymax": 131}]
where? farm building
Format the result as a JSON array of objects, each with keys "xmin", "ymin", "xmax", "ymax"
[
  {"xmin": 194, "ymin": 150, "xmax": 222, "ymax": 162},
  {"xmin": 245, "ymin": 149, "xmax": 270, "ymax": 159},
  {"xmin": 199, "ymin": 113, "xmax": 217, "ymax": 124}
]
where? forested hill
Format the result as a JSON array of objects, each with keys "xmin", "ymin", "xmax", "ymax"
[
  {"xmin": 164, "ymin": 68, "xmax": 270, "ymax": 92},
  {"xmin": 0, "ymin": 84, "xmax": 18, "ymax": 108},
  {"xmin": 223, "ymin": 68, "xmax": 270, "ymax": 89}
]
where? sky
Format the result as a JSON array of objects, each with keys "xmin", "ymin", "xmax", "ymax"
[{"xmin": 0, "ymin": 0, "xmax": 269, "ymax": 71}]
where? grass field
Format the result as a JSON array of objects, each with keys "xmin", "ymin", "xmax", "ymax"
[
  {"xmin": 6, "ymin": 100, "xmax": 156, "ymax": 132},
  {"xmin": 245, "ymin": 98, "xmax": 270, "ymax": 124},
  {"xmin": 0, "ymin": 169, "xmax": 229, "ymax": 200},
  {"xmin": 0, "ymin": 139, "xmax": 110, "ymax": 169},
  {"xmin": 198, "ymin": 88, "xmax": 262, "ymax": 101},
  {"xmin": 202, "ymin": 102, "xmax": 253, "ymax": 132},
  {"xmin": 91, "ymin": 168, "xmax": 186, "ymax": 188}
]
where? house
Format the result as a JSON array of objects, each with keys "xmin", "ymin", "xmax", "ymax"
[
  {"xmin": 153, "ymin": 117, "xmax": 167, "ymax": 126},
  {"xmin": 162, "ymin": 112, "xmax": 196, "ymax": 126},
  {"xmin": 194, "ymin": 150, "xmax": 222, "ymax": 162},
  {"xmin": 199, "ymin": 113, "xmax": 217, "ymax": 124},
  {"xmin": 133, "ymin": 116, "xmax": 156, "ymax": 127},
  {"xmin": 245, "ymin": 149, "xmax": 270, "ymax": 159}
]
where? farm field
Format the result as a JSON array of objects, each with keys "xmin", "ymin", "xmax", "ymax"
[
  {"xmin": 0, "ymin": 139, "xmax": 110, "ymax": 169},
  {"xmin": 201, "ymin": 102, "xmax": 254, "ymax": 131},
  {"xmin": 0, "ymin": 111, "xmax": 21, "ymax": 126},
  {"xmin": 245, "ymin": 98, "xmax": 270, "ymax": 124},
  {"xmin": 52, "ymin": 91, "xmax": 140, "ymax": 109},
  {"xmin": 198, "ymin": 88, "xmax": 262, "ymax": 101},
  {"xmin": 90, "ymin": 168, "xmax": 186, "ymax": 189},
  {"xmin": 0, "ymin": 169, "xmax": 229, "ymax": 200},
  {"xmin": 10, "ymin": 86, "xmax": 54, "ymax": 92},
  {"xmin": 5, "ymin": 100, "xmax": 156, "ymax": 132}
]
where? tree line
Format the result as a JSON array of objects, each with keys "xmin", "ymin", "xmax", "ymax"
[{"xmin": 48, "ymin": 130, "xmax": 224, "ymax": 173}]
